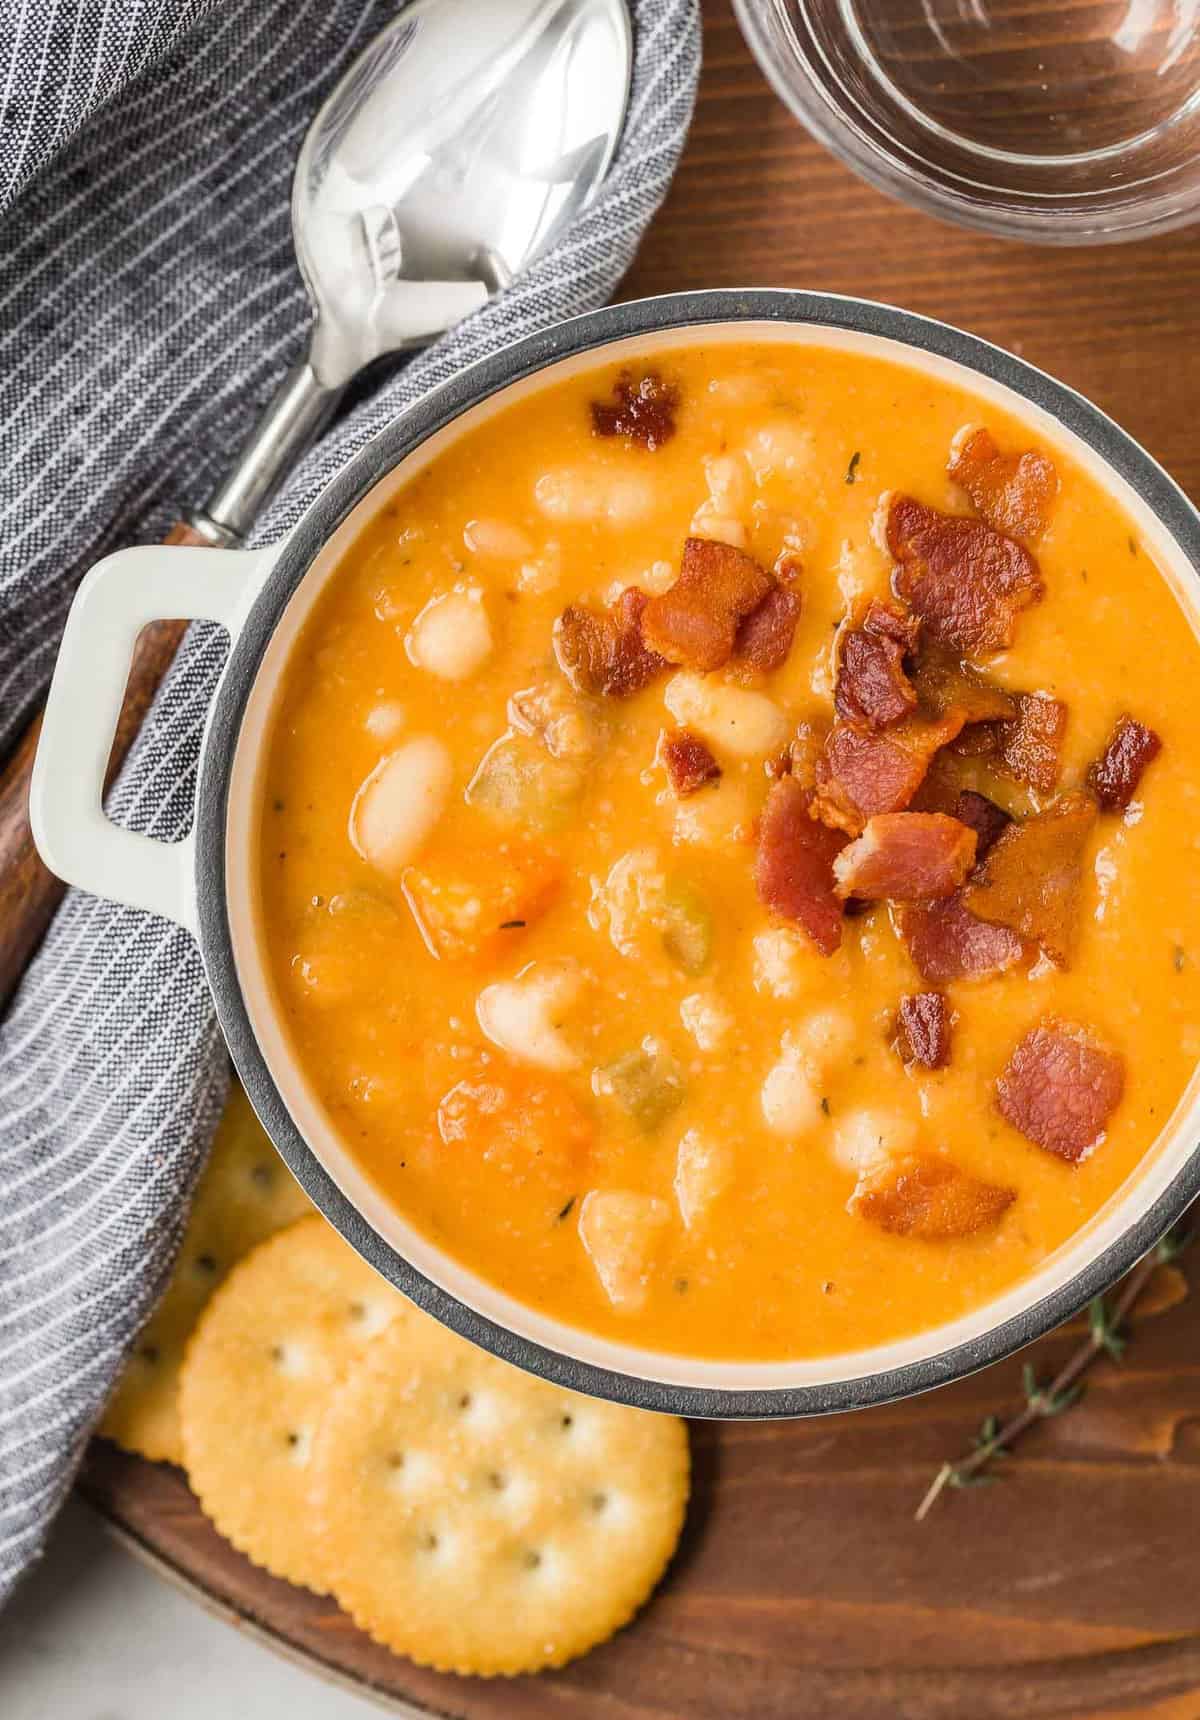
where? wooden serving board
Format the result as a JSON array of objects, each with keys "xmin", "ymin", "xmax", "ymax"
[{"xmin": 79, "ymin": 3, "xmax": 1200, "ymax": 1714}]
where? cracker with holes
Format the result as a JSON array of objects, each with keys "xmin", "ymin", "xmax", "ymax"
[
  {"xmin": 101, "ymin": 1083, "xmax": 312, "ymax": 1464},
  {"xmin": 308, "ymin": 1318, "xmax": 690, "ymax": 1675},
  {"xmin": 179, "ymin": 1215, "xmax": 406, "ymax": 1591}
]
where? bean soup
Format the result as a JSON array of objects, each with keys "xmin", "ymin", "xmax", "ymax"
[{"xmin": 255, "ymin": 343, "xmax": 1200, "ymax": 1361}]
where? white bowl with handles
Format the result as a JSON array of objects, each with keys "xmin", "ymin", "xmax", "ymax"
[{"xmin": 32, "ymin": 290, "xmax": 1200, "ymax": 1418}]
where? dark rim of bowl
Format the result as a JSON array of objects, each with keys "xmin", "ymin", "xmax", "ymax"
[{"xmin": 195, "ymin": 287, "xmax": 1200, "ymax": 1419}]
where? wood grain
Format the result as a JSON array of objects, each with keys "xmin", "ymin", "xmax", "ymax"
[
  {"xmin": 0, "ymin": 518, "xmax": 209, "ymax": 1009},
  {"xmin": 79, "ymin": 2, "xmax": 1200, "ymax": 1714},
  {"xmin": 80, "ymin": 1279, "xmax": 1200, "ymax": 1720}
]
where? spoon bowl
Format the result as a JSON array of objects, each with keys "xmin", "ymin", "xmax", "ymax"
[
  {"xmin": 296, "ymin": 0, "xmax": 632, "ymax": 387},
  {"xmin": 200, "ymin": 0, "xmax": 631, "ymax": 538}
]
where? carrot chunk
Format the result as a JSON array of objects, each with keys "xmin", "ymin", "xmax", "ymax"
[{"xmin": 403, "ymin": 840, "xmax": 560, "ymax": 960}]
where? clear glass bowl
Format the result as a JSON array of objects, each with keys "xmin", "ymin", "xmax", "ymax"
[{"xmin": 734, "ymin": 0, "xmax": 1200, "ymax": 243}]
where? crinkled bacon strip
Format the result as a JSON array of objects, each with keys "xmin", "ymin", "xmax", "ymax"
[
  {"xmin": 887, "ymin": 495, "xmax": 1044, "ymax": 655},
  {"xmin": 833, "ymin": 812, "xmax": 976, "ymax": 903},
  {"xmin": 811, "ymin": 708, "xmax": 967, "ymax": 837},
  {"xmin": 951, "ymin": 790, "xmax": 1011, "ymax": 860},
  {"xmin": 948, "ymin": 427, "xmax": 1058, "ymax": 542},
  {"xmin": 1087, "ymin": 713, "xmax": 1162, "ymax": 812},
  {"xmin": 590, "ymin": 369, "xmax": 679, "ymax": 449},
  {"xmin": 735, "ymin": 583, "xmax": 802, "ymax": 674},
  {"xmin": 896, "ymin": 992, "xmax": 952, "ymax": 1070},
  {"xmin": 660, "ymin": 728, "xmax": 721, "ymax": 797},
  {"xmin": 554, "ymin": 587, "xmax": 667, "ymax": 698},
  {"xmin": 640, "ymin": 537, "xmax": 773, "ymax": 671},
  {"xmin": 909, "ymin": 644, "xmax": 1016, "ymax": 725},
  {"xmin": 754, "ymin": 776, "xmax": 847, "ymax": 956},
  {"xmin": 834, "ymin": 598, "xmax": 920, "ymax": 729},
  {"xmin": 849, "ymin": 1155, "xmax": 1016, "ymax": 1240},
  {"xmin": 996, "ymin": 1019, "xmax": 1125, "ymax": 1164},
  {"xmin": 955, "ymin": 691, "xmax": 1068, "ymax": 796},
  {"xmin": 963, "ymin": 791, "xmax": 1097, "ymax": 968},
  {"xmin": 900, "ymin": 894, "xmax": 1030, "ymax": 985}
]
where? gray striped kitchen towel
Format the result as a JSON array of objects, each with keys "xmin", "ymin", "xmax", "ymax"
[{"xmin": 0, "ymin": 0, "xmax": 700, "ymax": 1600}]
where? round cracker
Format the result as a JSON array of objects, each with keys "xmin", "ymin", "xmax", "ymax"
[
  {"xmin": 102, "ymin": 1082, "xmax": 312, "ymax": 1464},
  {"xmin": 179, "ymin": 1215, "xmax": 406, "ymax": 1591},
  {"xmin": 309, "ymin": 1320, "xmax": 690, "ymax": 1675}
]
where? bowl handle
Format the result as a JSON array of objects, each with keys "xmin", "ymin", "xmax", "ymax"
[{"xmin": 29, "ymin": 542, "xmax": 272, "ymax": 933}]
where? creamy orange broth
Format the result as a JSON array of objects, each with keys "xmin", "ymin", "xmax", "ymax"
[{"xmin": 256, "ymin": 343, "xmax": 1200, "ymax": 1361}]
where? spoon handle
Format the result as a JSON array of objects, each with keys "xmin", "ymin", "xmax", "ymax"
[{"xmin": 0, "ymin": 520, "xmax": 211, "ymax": 1012}]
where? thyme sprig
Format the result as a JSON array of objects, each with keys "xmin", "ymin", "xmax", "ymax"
[{"xmin": 915, "ymin": 1222, "xmax": 1193, "ymax": 1521}]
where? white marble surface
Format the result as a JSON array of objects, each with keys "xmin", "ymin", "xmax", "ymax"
[{"xmin": 0, "ymin": 1498, "xmax": 379, "ymax": 1719}]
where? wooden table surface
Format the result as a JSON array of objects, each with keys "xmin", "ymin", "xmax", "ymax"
[{"xmin": 80, "ymin": 3, "xmax": 1200, "ymax": 1716}]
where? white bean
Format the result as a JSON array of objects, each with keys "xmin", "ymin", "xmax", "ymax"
[
  {"xmin": 752, "ymin": 928, "xmax": 814, "ymax": 1001},
  {"xmin": 463, "ymin": 517, "xmax": 532, "ymax": 560},
  {"xmin": 349, "ymin": 736, "xmax": 451, "ymax": 876},
  {"xmin": 664, "ymin": 671, "xmax": 788, "ymax": 760},
  {"xmin": 534, "ymin": 466, "xmax": 654, "ymax": 526},
  {"xmin": 679, "ymin": 990, "xmax": 733, "ymax": 1051},
  {"xmin": 830, "ymin": 1106, "xmax": 917, "ymax": 1175},
  {"xmin": 405, "ymin": 589, "xmax": 492, "ymax": 682},
  {"xmin": 578, "ymin": 1190, "xmax": 670, "ymax": 1311},
  {"xmin": 674, "ymin": 1130, "xmax": 732, "ymax": 1230},
  {"xmin": 363, "ymin": 699, "xmax": 405, "ymax": 741},
  {"xmin": 475, "ymin": 959, "xmax": 585, "ymax": 1072},
  {"xmin": 761, "ymin": 1048, "xmax": 823, "ymax": 1137}
]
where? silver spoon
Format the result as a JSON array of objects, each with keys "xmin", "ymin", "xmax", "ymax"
[
  {"xmin": 0, "ymin": 0, "xmax": 630, "ymax": 1012},
  {"xmin": 196, "ymin": 0, "xmax": 631, "ymax": 542}
]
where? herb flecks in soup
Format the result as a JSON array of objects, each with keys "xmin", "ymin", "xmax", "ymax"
[{"xmin": 257, "ymin": 344, "xmax": 1200, "ymax": 1361}]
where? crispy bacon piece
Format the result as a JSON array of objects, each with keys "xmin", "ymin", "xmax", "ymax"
[
  {"xmin": 900, "ymin": 894, "xmax": 1030, "ymax": 984},
  {"xmin": 661, "ymin": 728, "xmax": 721, "ymax": 797},
  {"xmin": 640, "ymin": 538, "xmax": 773, "ymax": 672},
  {"xmin": 850, "ymin": 1155, "xmax": 1016, "ymax": 1240},
  {"xmin": 896, "ymin": 992, "xmax": 952, "ymax": 1070},
  {"xmin": 735, "ymin": 584, "xmax": 802, "ymax": 674},
  {"xmin": 995, "ymin": 693, "xmax": 1068, "ymax": 794},
  {"xmin": 1087, "ymin": 713, "xmax": 1162, "ymax": 812},
  {"xmin": 834, "ymin": 599, "xmax": 920, "ymax": 728},
  {"xmin": 959, "ymin": 692, "xmax": 1067, "ymax": 795},
  {"xmin": 887, "ymin": 495, "xmax": 1044, "ymax": 655},
  {"xmin": 833, "ymin": 812, "xmax": 976, "ymax": 903},
  {"xmin": 952, "ymin": 790, "xmax": 1012, "ymax": 860},
  {"xmin": 996, "ymin": 1020, "xmax": 1125, "ymax": 1163},
  {"xmin": 755, "ymin": 776, "xmax": 847, "ymax": 956},
  {"xmin": 949, "ymin": 427, "xmax": 1058, "ymax": 542},
  {"xmin": 590, "ymin": 369, "xmax": 679, "ymax": 449},
  {"xmin": 964, "ymin": 791, "xmax": 1096, "ymax": 969},
  {"xmin": 909, "ymin": 645, "xmax": 1016, "ymax": 725},
  {"xmin": 554, "ymin": 587, "xmax": 667, "ymax": 699},
  {"xmin": 811, "ymin": 708, "xmax": 967, "ymax": 837}
]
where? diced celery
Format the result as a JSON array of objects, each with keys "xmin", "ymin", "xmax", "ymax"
[
  {"xmin": 465, "ymin": 732, "xmax": 582, "ymax": 831},
  {"xmin": 659, "ymin": 876, "xmax": 713, "ymax": 977},
  {"xmin": 595, "ymin": 1040, "xmax": 686, "ymax": 1132}
]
